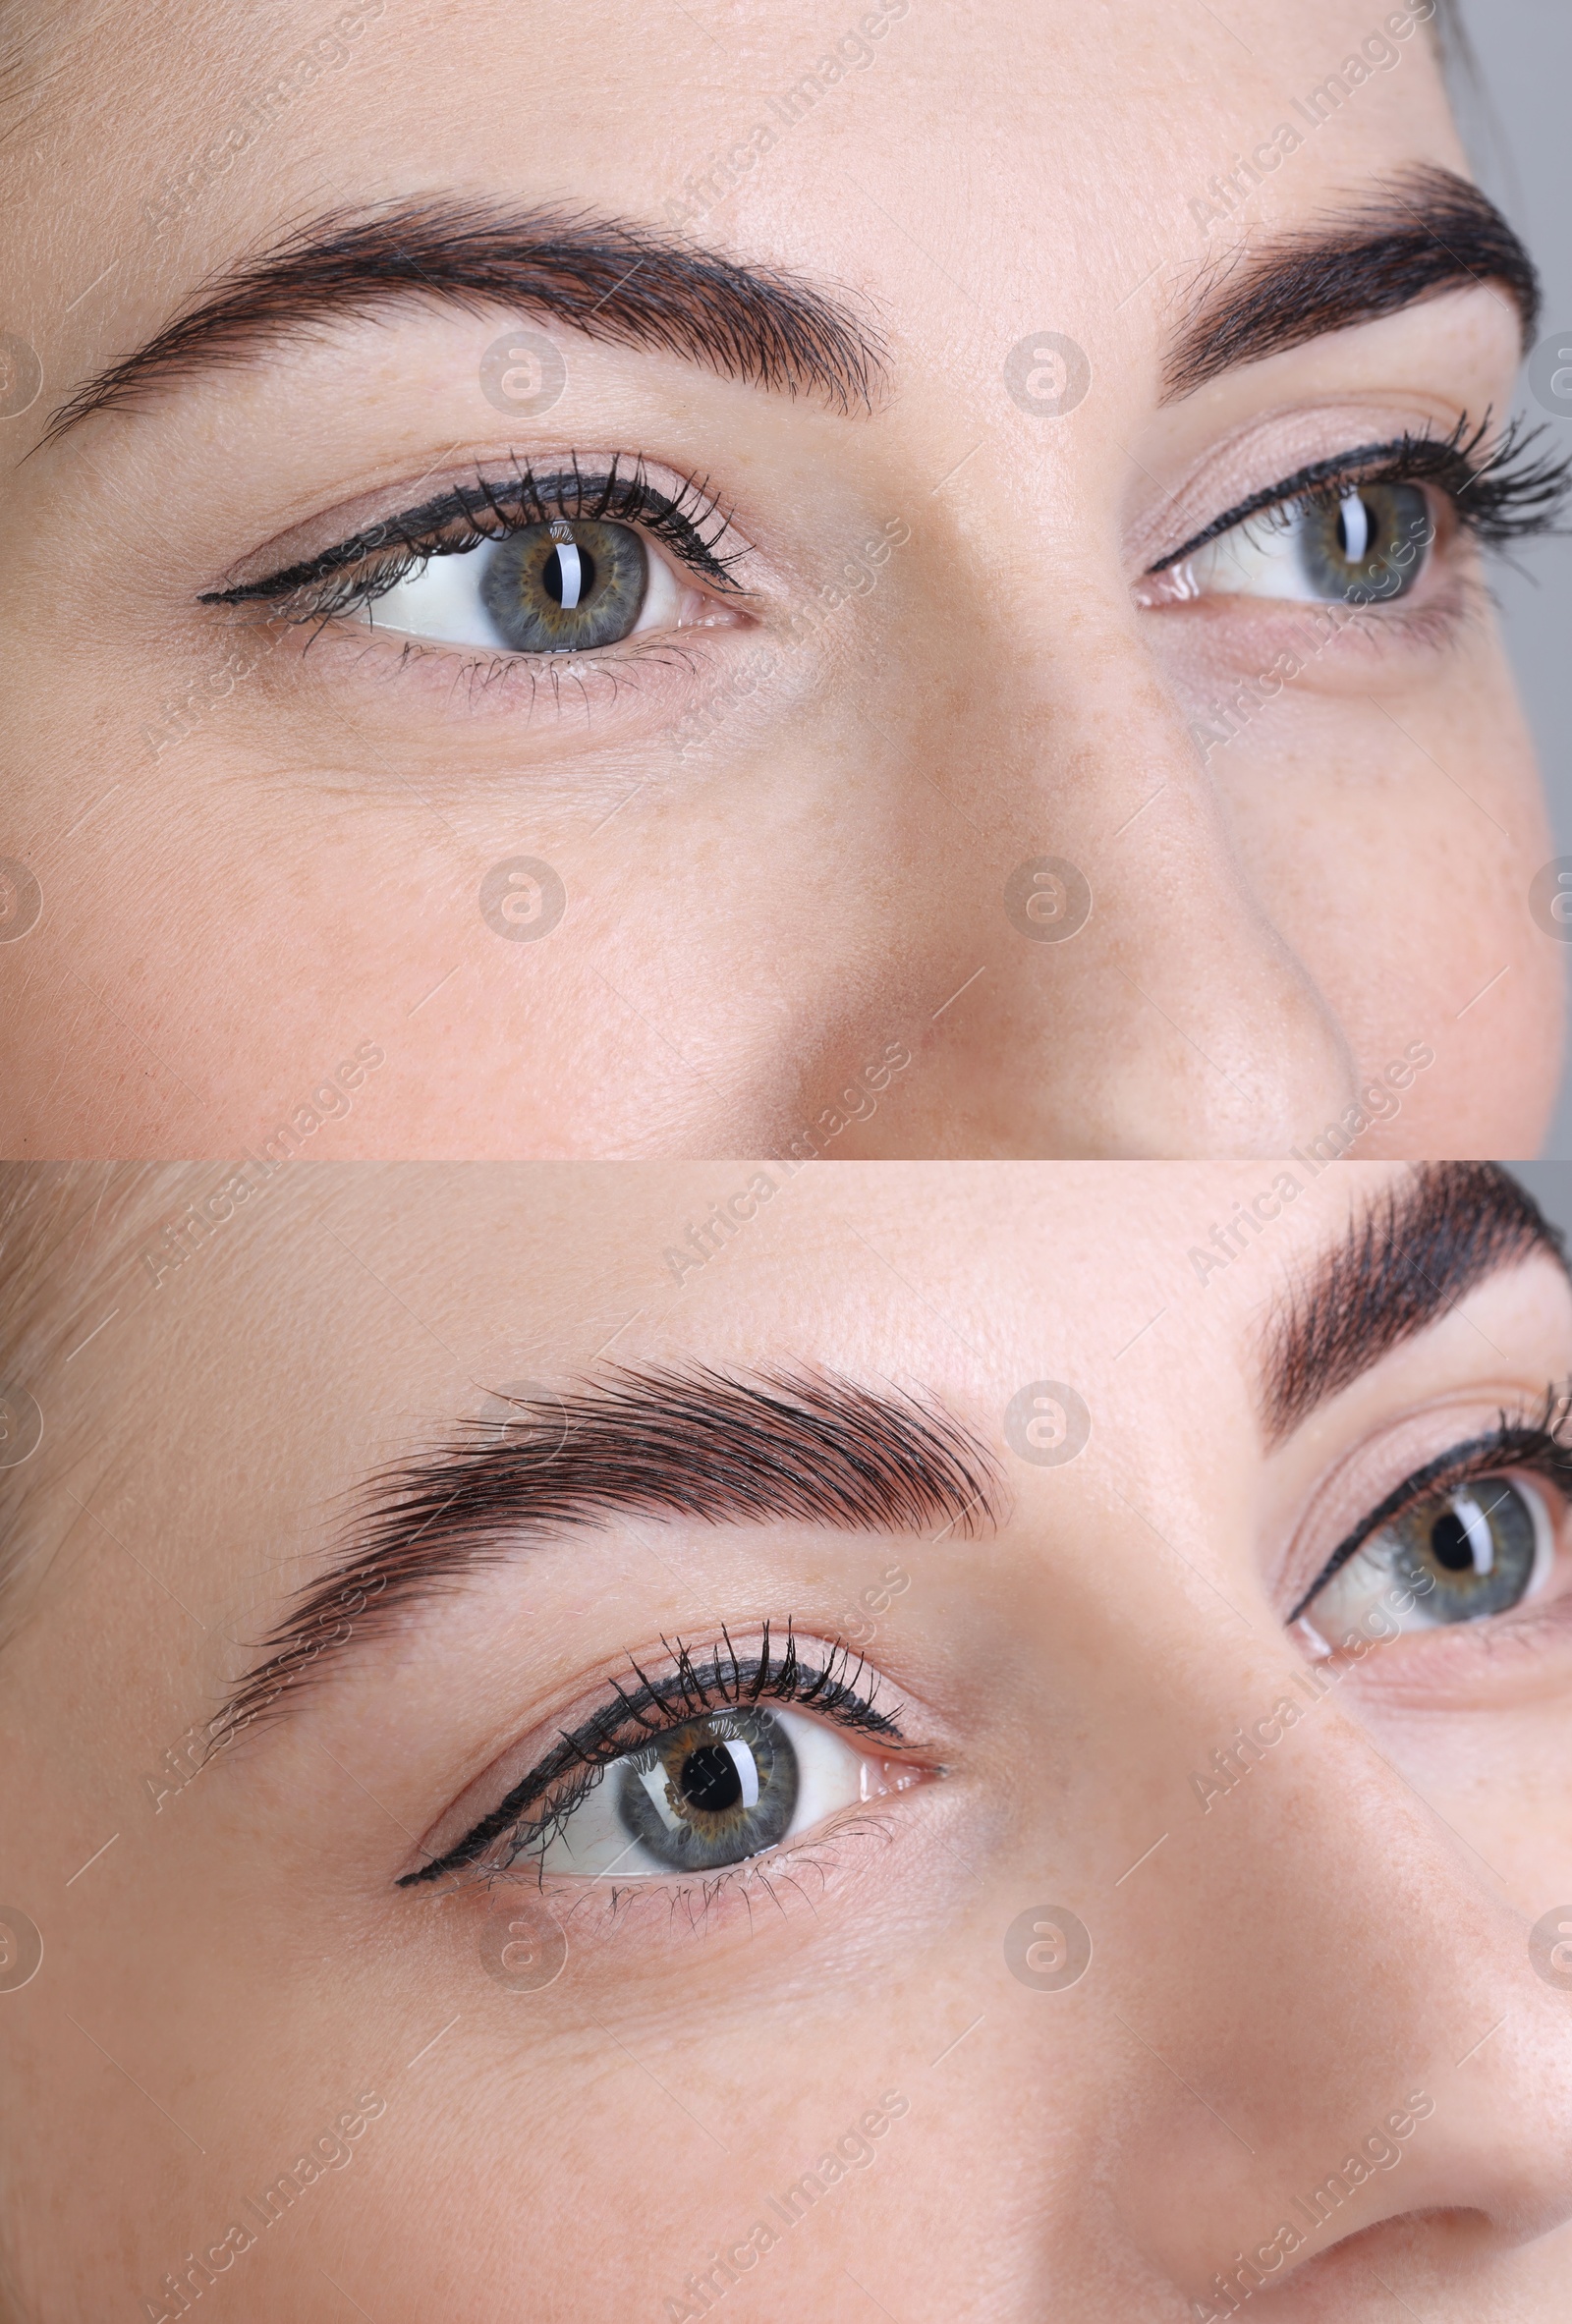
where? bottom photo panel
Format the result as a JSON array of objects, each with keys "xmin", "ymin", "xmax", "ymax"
[{"xmin": 4, "ymin": 1159, "xmax": 1572, "ymax": 2324}]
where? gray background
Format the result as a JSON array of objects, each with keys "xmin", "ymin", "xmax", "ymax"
[
  {"xmin": 1450, "ymin": 2, "xmax": 1572, "ymax": 1152},
  {"xmin": 1505, "ymin": 1159, "xmax": 1572, "ymax": 1240}
]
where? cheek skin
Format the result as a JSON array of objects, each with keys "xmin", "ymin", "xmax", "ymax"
[
  {"xmin": 1212, "ymin": 617, "xmax": 1563, "ymax": 1160},
  {"xmin": 0, "ymin": 0, "xmax": 1560, "ymax": 1163},
  {"xmin": 1, "ymin": 565, "xmax": 1558, "ymax": 1167}
]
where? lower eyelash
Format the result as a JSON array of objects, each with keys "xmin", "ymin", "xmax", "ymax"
[
  {"xmin": 374, "ymin": 627, "xmax": 712, "ymax": 717},
  {"xmin": 509, "ymin": 1820, "xmax": 881, "ymax": 1941}
]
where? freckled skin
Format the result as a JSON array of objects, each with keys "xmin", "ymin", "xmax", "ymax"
[
  {"xmin": 6, "ymin": 1161, "xmax": 1572, "ymax": 2318},
  {"xmin": 0, "ymin": 0, "xmax": 1561, "ymax": 1156}
]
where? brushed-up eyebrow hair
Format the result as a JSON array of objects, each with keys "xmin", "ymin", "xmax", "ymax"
[
  {"xmin": 208, "ymin": 1365, "xmax": 1000, "ymax": 1746},
  {"xmin": 37, "ymin": 198, "xmax": 888, "ymax": 452},
  {"xmin": 1261, "ymin": 1163, "xmax": 1567, "ymax": 1447},
  {"xmin": 1164, "ymin": 165, "xmax": 1540, "ymax": 401}
]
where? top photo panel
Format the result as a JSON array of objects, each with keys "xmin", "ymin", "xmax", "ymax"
[{"xmin": 2, "ymin": 0, "xmax": 1569, "ymax": 1161}]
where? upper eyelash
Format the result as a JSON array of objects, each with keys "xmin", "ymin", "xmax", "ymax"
[
  {"xmin": 397, "ymin": 1621, "xmax": 902, "ymax": 1889},
  {"xmin": 198, "ymin": 452, "xmax": 746, "ymax": 622},
  {"xmin": 1148, "ymin": 412, "xmax": 1572, "ymax": 577},
  {"xmin": 1287, "ymin": 1385, "xmax": 1572, "ymax": 1627}
]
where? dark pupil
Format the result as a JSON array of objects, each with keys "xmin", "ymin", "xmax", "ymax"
[
  {"xmin": 543, "ymin": 544, "xmax": 595, "ymax": 605},
  {"xmin": 1429, "ymin": 1509, "xmax": 1476, "ymax": 1573},
  {"xmin": 679, "ymin": 1743, "xmax": 742, "ymax": 1815},
  {"xmin": 1295, "ymin": 480, "xmax": 1432, "ymax": 607}
]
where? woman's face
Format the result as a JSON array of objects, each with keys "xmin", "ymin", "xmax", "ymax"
[
  {"xmin": 6, "ymin": 1161, "xmax": 1572, "ymax": 2319},
  {"xmin": 0, "ymin": 0, "xmax": 1562, "ymax": 1160}
]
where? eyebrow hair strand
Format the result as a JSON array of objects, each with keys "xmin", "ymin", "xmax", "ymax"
[
  {"xmin": 38, "ymin": 197, "xmax": 889, "ymax": 451},
  {"xmin": 1165, "ymin": 165, "xmax": 1540, "ymax": 401},
  {"xmin": 206, "ymin": 1364, "xmax": 1000, "ymax": 1747},
  {"xmin": 1261, "ymin": 1163, "xmax": 1567, "ymax": 1446}
]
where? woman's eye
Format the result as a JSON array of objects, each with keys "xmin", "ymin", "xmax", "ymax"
[
  {"xmin": 533, "ymin": 1704, "xmax": 887, "ymax": 1880},
  {"xmin": 1302, "ymin": 1473, "xmax": 1557, "ymax": 1647},
  {"xmin": 352, "ymin": 516, "xmax": 688, "ymax": 653},
  {"xmin": 1175, "ymin": 481, "xmax": 1435, "ymax": 605}
]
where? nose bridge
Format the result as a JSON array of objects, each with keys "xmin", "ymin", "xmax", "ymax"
[
  {"xmin": 1098, "ymin": 1664, "xmax": 1572, "ymax": 2291},
  {"xmin": 1038, "ymin": 641, "xmax": 1358, "ymax": 1152},
  {"xmin": 892, "ymin": 576, "xmax": 1361, "ymax": 1155}
]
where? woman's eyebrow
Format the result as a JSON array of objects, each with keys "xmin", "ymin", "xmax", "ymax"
[
  {"xmin": 1163, "ymin": 164, "xmax": 1539, "ymax": 400},
  {"xmin": 1261, "ymin": 1163, "xmax": 1568, "ymax": 1446},
  {"xmin": 36, "ymin": 196, "xmax": 888, "ymax": 453},
  {"xmin": 208, "ymin": 1365, "xmax": 1001, "ymax": 1745}
]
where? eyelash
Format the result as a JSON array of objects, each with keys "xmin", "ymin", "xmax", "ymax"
[
  {"xmin": 397, "ymin": 1623, "xmax": 903, "ymax": 1891},
  {"xmin": 1148, "ymin": 411, "xmax": 1572, "ymax": 578},
  {"xmin": 198, "ymin": 452, "xmax": 746, "ymax": 628},
  {"xmin": 1288, "ymin": 1385, "xmax": 1572, "ymax": 1627}
]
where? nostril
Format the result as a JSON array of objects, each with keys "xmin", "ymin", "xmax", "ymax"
[{"xmin": 1186, "ymin": 2211, "xmax": 1490, "ymax": 2319}]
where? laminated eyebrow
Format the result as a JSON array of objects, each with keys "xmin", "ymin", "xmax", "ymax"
[{"xmin": 206, "ymin": 1364, "xmax": 1001, "ymax": 1752}]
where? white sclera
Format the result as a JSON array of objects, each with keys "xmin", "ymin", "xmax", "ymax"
[
  {"xmin": 1174, "ymin": 488, "xmax": 1427, "ymax": 605},
  {"xmin": 1182, "ymin": 504, "xmax": 1324, "ymax": 602}
]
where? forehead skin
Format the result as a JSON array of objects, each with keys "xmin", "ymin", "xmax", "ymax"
[
  {"xmin": 7, "ymin": 1161, "xmax": 1572, "ymax": 2321},
  {"xmin": 1, "ymin": 1156, "xmax": 1560, "ymax": 1786},
  {"xmin": 0, "ymin": 6, "xmax": 1559, "ymax": 1148}
]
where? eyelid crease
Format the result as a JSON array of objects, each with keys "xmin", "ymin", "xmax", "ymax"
[
  {"xmin": 197, "ymin": 451, "xmax": 747, "ymax": 610},
  {"xmin": 1146, "ymin": 412, "xmax": 1572, "ymax": 576},
  {"xmin": 397, "ymin": 1622, "xmax": 903, "ymax": 1890},
  {"xmin": 1286, "ymin": 1387, "xmax": 1572, "ymax": 1628}
]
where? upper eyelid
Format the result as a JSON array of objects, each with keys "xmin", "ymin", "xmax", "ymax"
[
  {"xmin": 1287, "ymin": 1420, "xmax": 1572, "ymax": 1626},
  {"xmin": 399, "ymin": 1632, "xmax": 902, "ymax": 1887},
  {"xmin": 1146, "ymin": 437, "xmax": 1438, "ymax": 576},
  {"xmin": 200, "ymin": 462, "xmax": 750, "ymax": 606},
  {"xmin": 1147, "ymin": 413, "xmax": 1571, "ymax": 578}
]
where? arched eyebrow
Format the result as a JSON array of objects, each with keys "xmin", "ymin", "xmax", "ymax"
[
  {"xmin": 207, "ymin": 1365, "xmax": 1001, "ymax": 1748},
  {"xmin": 1260, "ymin": 1163, "xmax": 1568, "ymax": 1448},
  {"xmin": 1162, "ymin": 165, "xmax": 1540, "ymax": 401},
  {"xmin": 36, "ymin": 197, "xmax": 889, "ymax": 452}
]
